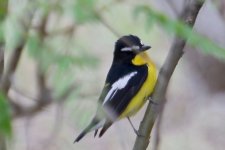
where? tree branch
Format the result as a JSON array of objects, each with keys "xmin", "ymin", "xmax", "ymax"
[
  {"xmin": 132, "ymin": 1, "xmax": 205, "ymax": 150},
  {"xmin": 93, "ymin": 0, "xmax": 124, "ymax": 37},
  {"xmin": 216, "ymin": 0, "xmax": 225, "ymax": 24},
  {"xmin": 10, "ymin": 10, "xmax": 78, "ymax": 118},
  {"xmin": 0, "ymin": 41, "xmax": 25, "ymax": 94},
  {"xmin": 0, "ymin": 11, "xmax": 34, "ymax": 94},
  {"xmin": 12, "ymin": 81, "xmax": 77, "ymax": 118},
  {"xmin": 165, "ymin": 0, "xmax": 179, "ymax": 16}
]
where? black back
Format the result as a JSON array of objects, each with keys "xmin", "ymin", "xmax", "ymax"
[{"xmin": 99, "ymin": 63, "xmax": 148, "ymax": 118}]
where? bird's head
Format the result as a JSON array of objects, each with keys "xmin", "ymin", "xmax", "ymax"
[{"xmin": 114, "ymin": 35, "xmax": 151, "ymax": 64}]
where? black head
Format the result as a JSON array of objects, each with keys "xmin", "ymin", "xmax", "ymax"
[{"xmin": 113, "ymin": 35, "xmax": 151, "ymax": 63}]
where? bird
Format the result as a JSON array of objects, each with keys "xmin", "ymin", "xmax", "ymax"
[{"xmin": 74, "ymin": 34, "xmax": 157, "ymax": 142}]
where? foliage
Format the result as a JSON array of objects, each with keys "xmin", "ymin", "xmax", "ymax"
[
  {"xmin": 26, "ymin": 33, "xmax": 98, "ymax": 71},
  {"xmin": 0, "ymin": 23, "xmax": 3, "ymax": 43},
  {"xmin": 134, "ymin": 5, "xmax": 225, "ymax": 60},
  {"xmin": 0, "ymin": 93, "xmax": 11, "ymax": 137},
  {"xmin": 0, "ymin": 0, "xmax": 7, "ymax": 43},
  {"xmin": 26, "ymin": 32, "xmax": 98, "ymax": 97},
  {"xmin": 73, "ymin": 0, "xmax": 99, "ymax": 24},
  {"xmin": 0, "ymin": 0, "xmax": 7, "ymax": 21}
]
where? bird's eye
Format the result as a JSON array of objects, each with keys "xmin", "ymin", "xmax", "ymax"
[{"xmin": 140, "ymin": 40, "xmax": 144, "ymax": 46}]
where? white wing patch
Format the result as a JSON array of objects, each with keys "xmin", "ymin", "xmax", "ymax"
[{"xmin": 103, "ymin": 71, "xmax": 138, "ymax": 105}]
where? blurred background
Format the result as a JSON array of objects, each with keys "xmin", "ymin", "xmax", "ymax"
[{"xmin": 0, "ymin": 0, "xmax": 225, "ymax": 150}]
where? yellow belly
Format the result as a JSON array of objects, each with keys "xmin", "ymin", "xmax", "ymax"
[{"xmin": 119, "ymin": 52, "xmax": 157, "ymax": 118}]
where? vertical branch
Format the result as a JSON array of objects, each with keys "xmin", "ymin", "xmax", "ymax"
[
  {"xmin": 165, "ymin": 0, "xmax": 179, "ymax": 16},
  {"xmin": 0, "ymin": 135, "xmax": 6, "ymax": 150},
  {"xmin": 0, "ymin": 40, "xmax": 26, "ymax": 94},
  {"xmin": 132, "ymin": 1, "xmax": 205, "ymax": 150},
  {"xmin": 35, "ymin": 13, "xmax": 52, "ymax": 105},
  {"xmin": 153, "ymin": 98, "xmax": 166, "ymax": 150},
  {"xmin": 217, "ymin": 0, "xmax": 225, "ymax": 23},
  {"xmin": 36, "ymin": 64, "xmax": 51, "ymax": 106},
  {"xmin": 0, "ymin": 11, "xmax": 34, "ymax": 94}
]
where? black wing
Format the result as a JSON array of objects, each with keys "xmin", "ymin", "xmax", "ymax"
[{"xmin": 98, "ymin": 63, "xmax": 148, "ymax": 119}]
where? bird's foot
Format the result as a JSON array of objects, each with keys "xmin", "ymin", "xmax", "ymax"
[
  {"xmin": 127, "ymin": 117, "xmax": 145, "ymax": 137},
  {"xmin": 133, "ymin": 128, "xmax": 145, "ymax": 137},
  {"xmin": 148, "ymin": 97, "xmax": 158, "ymax": 105}
]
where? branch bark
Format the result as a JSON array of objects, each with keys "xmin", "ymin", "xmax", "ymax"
[
  {"xmin": 11, "ymin": 81, "xmax": 77, "ymax": 118},
  {"xmin": 8, "ymin": 11, "xmax": 78, "ymax": 118},
  {"xmin": 0, "ymin": 10, "xmax": 34, "ymax": 95},
  {"xmin": 132, "ymin": 1, "xmax": 205, "ymax": 150}
]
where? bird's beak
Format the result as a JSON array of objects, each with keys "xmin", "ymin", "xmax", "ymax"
[
  {"xmin": 139, "ymin": 45, "xmax": 151, "ymax": 52},
  {"xmin": 130, "ymin": 45, "xmax": 151, "ymax": 54}
]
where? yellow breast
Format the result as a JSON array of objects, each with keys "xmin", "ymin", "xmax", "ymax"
[{"xmin": 119, "ymin": 52, "xmax": 157, "ymax": 118}]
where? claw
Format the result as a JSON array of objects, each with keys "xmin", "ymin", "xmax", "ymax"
[
  {"xmin": 148, "ymin": 97, "xmax": 158, "ymax": 105},
  {"xmin": 127, "ymin": 117, "xmax": 145, "ymax": 137}
]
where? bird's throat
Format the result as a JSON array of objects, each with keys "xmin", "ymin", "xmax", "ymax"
[{"xmin": 132, "ymin": 52, "xmax": 154, "ymax": 66}]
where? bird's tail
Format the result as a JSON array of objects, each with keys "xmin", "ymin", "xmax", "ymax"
[{"xmin": 74, "ymin": 118, "xmax": 105, "ymax": 142}]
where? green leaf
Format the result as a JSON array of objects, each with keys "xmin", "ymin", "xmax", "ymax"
[
  {"xmin": 0, "ymin": 0, "xmax": 7, "ymax": 43},
  {"xmin": 5, "ymin": 15, "xmax": 26, "ymax": 51},
  {"xmin": 0, "ymin": 93, "xmax": 12, "ymax": 136},
  {"xmin": 26, "ymin": 33, "xmax": 98, "ymax": 70},
  {"xmin": 0, "ymin": 0, "xmax": 8, "ymax": 21},
  {"xmin": 73, "ymin": 0, "xmax": 98, "ymax": 24},
  {"xmin": 26, "ymin": 33, "xmax": 41, "ymax": 56},
  {"xmin": 134, "ymin": 5, "xmax": 225, "ymax": 60},
  {"xmin": 0, "ymin": 23, "xmax": 4, "ymax": 43},
  {"xmin": 133, "ymin": 6, "xmax": 155, "ymax": 30}
]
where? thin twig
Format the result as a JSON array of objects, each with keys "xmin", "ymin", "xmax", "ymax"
[
  {"xmin": 132, "ymin": 1, "xmax": 205, "ymax": 150},
  {"xmin": 216, "ymin": 0, "xmax": 225, "ymax": 24},
  {"xmin": 25, "ymin": 117, "xmax": 31, "ymax": 150},
  {"xmin": 36, "ymin": 63, "xmax": 52, "ymax": 105},
  {"xmin": 95, "ymin": 13, "xmax": 121, "ymax": 37},
  {"xmin": 56, "ymin": 84, "xmax": 78, "ymax": 103},
  {"xmin": 165, "ymin": 0, "xmax": 179, "ymax": 16},
  {"xmin": 153, "ymin": 98, "xmax": 166, "ymax": 150},
  {"xmin": 93, "ymin": 0, "xmax": 125, "ymax": 37},
  {"xmin": 11, "ymin": 86, "xmax": 38, "ymax": 101},
  {"xmin": 47, "ymin": 25, "xmax": 76, "ymax": 37},
  {"xmin": 12, "ymin": 81, "xmax": 77, "ymax": 118},
  {"xmin": 41, "ymin": 104, "xmax": 64, "ymax": 150}
]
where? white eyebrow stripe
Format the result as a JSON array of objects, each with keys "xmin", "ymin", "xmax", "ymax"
[
  {"xmin": 132, "ymin": 45, "xmax": 140, "ymax": 50},
  {"xmin": 103, "ymin": 71, "xmax": 138, "ymax": 105},
  {"xmin": 121, "ymin": 47, "xmax": 132, "ymax": 51},
  {"xmin": 121, "ymin": 45, "xmax": 140, "ymax": 51}
]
